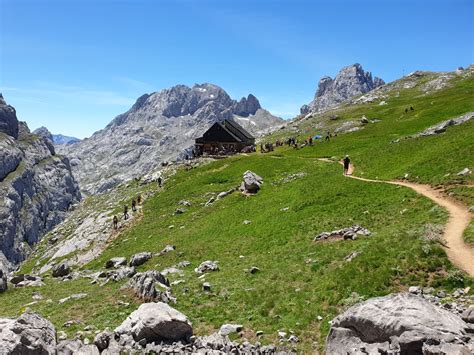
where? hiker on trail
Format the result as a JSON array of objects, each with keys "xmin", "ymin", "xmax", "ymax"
[
  {"xmin": 309, "ymin": 136, "xmax": 313, "ymax": 146},
  {"xmin": 343, "ymin": 155, "xmax": 351, "ymax": 176},
  {"xmin": 158, "ymin": 176, "xmax": 162, "ymax": 188},
  {"xmin": 325, "ymin": 131, "xmax": 331, "ymax": 142},
  {"xmin": 131, "ymin": 199, "xmax": 137, "ymax": 212},
  {"xmin": 113, "ymin": 215, "xmax": 118, "ymax": 229},
  {"xmin": 123, "ymin": 205, "xmax": 129, "ymax": 220},
  {"xmin": 405, "ymin": 108, "xmax": 408, "ymax": 113},
  {"xmin": 137, "ymin": 194, "xmax": 141, "ymax": 204},
  {"xmin": 410, "ymin": 106, "xmax": 414, "ymax": 111}
]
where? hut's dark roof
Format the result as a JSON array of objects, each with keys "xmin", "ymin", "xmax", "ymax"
[{"xmin": 195, "ymin": 119, "xmax": 255, "ymax": 144}]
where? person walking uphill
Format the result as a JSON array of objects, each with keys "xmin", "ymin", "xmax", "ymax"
[{"xmin": 343, "ymin": 155, "xmax": 351, "ymax": 175}]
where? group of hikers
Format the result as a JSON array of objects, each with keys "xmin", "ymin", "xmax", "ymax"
[
  {"xmin": 112, "ymin": 175, "xmax": 164, "ymax": 229},
  {"xmin": 260, "ymin": 130, "xmax": 337, "ymax": 153}
]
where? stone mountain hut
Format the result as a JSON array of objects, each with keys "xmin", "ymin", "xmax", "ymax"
[{"xmin": 195, "ymin": 119, "xmax": 255, "ymax": 155}]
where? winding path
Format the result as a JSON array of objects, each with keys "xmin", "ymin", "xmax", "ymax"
[{"xmin": 320, "ymin": 159, "xmax": 474, "ymax": 277}]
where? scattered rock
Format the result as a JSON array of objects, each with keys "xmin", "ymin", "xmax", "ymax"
[
  {"xmin": 219, "ymin": 324, "xmax": 243, "ymax": 336},
  {"xmin": 105, "ymin": 266, "xmax": 136, "ymax": 281},
  {"xmin": 115, "ymin": 302, "xmax": 193, "ymax": 343},
  {"xmin": 52, "ymin": 262, "xmax": 71, "ymax": 277},
  {"xmin": 195, "ymin": 260, "xmax": 219, "ymax": 274},
  {"xmin": 59, "ymin": 293, "xmax": 88, "ymax": 304},
  {"xmin": 243, "ymin": 220, "xmax": 252, "ymax": 225},
  {"xmin": 249, "ymin": 266, "xmax": 260, "ymax": 274},
  {"xmin": 457, "ymin": 167, "xmax": 471, "ymax": 176},
  {"xmin": 240, "ymin": 170, "xmax": 263, "ymax": 194},
  {"xmin": 202, "ymin": 282, "xmax": 211, "ymax": 291},
  {"xmin": 314, "ymin": 225, "xmax": 371, "ymax": 241},
  {"xmin": 175, "ymin": 208, "xmax": 186, "ymax": 214},
  {"xmin": 178, "ymin": 200, "xmax": 192, "ymax": 206},
  {"xmin": 158, "ymin": 245, "xmax": 176, "ymax": 256},
  {"xmin": 217, "ymin": 188, "xmax": 236, "ymax": 199},
  {"xmin": 344, "ymin": 251, "xmax": 360, "ymax": 262},
  {"xmin": 326, "ymin": 293, "xmax": 473, "ymax": 354},
  {"xmin": 105, "ymin": 257, "xmax": 127, "ymax": 269},
  {"xmin": 161, "ymin": 267, "xmax": 183, "ymax": 276},
  {"xmin": 176, "ymin": 260, "xmax": 191, "ymax": 268},
  {"xmin": 129, "ymin": 252, "xmax": 152, "ymax": 267},
  {"xmin": 0, "ymin": 312, "xmax": 56, "ymax": 354}
]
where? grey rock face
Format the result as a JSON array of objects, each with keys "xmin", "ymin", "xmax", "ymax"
[
  {"xmin": 0, "ymin": 93, "xmax": 19, "ymax": 139},
  {"xmin": 232, "ymin": 94, "xmax": 261, "ymax": 117},
  {"xmin": 0, "ymin": 97, "xmax": 81, "ymax": 266},
  {"xmin": 326, "ymin": 293, "xmax": 473, "ymax": 354},
  {"xmin": 60, "ymin": 83, "xmax": 282, "ymax": 194},
  {"xmin": 114, "ymin": 302, "xmax": 193, "ymax": 343},
  {"xmin": 301, "ymin": 63, "xmax": 385, "ymax": 114},
  {"xmin": 0, "ymin": 312, "xmax": 56, "ymax": 354},
  {"xmin": 0, "ymin": 262, "xmax": 7, "ymax": 293},
  {"xmin": 125, "ymin": 270, "xmax": 173, "ymax": 302}
]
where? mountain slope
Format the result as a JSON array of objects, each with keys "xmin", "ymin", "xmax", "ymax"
[
  {"xmin": 300, "ymin": 63, "xmax": 384, "ymax": 114},
  {"xmin": 1, "ymin": 66, "xmax": 472, "ymax": 352},
  {"xmin": 64, "ymin": 83, "xmax": 283, "ymax": 194},
  {"xmin": 0, "ymin": 96, "xmax": 81, "ymax": 268}
]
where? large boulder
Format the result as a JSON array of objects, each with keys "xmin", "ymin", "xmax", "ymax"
[
  {"xmin": 114, "ymin": 302, "xmax": 193, "ymax": 343},
  {"xmin": 326, "ymin": 293, "xmax": 473, "ymax": 354},
  {"xmin": 0, "ymin": 312, "xmax": 56, "ymax": 354},
  {"xmin": 240, "ymin": 170, "xmax": 263, "ymax": 194}
]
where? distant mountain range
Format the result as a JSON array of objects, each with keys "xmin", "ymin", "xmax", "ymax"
[
  {"xmin": 32, "ymin": 127, "xmax": 80, "ymax": 145},
  {"xmin": 60, "ymin": 83, "xmax": 284, "ymax": 194},
  {"xmin": 52, "ymin": 134, "xmax": 81, "ymax": 145}
]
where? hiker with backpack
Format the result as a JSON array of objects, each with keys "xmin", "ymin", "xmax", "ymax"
[{"xmin": 343, "ymin": 155, "xmax": 351, "ymax": 175}]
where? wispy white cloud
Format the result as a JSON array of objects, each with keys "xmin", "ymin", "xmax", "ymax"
[{"xmin": 1, "ymin": 82, "xmax": 135, "ymax": 107}]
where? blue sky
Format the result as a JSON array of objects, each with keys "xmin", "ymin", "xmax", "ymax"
[{"xmin": 1, "ymin": 0, "xmax": 472, "ymax": 138}]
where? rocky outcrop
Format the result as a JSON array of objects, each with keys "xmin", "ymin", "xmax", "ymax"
[
  {"xmin": 124, "ymin": 270, "xmax": 173, "ymax": 302},
  {"xmin": 0, "ymin": 262, "xmax": 7, "ymax": 293},
  {"xmin": 0, "ymin": 312, "xmax": 56, "ymax": 354},
  {"xmin": 0, "ymin": 95, "xmax": 81, "ymax": 266},
  {"xmin": 326, "ymin": 293, "xmax": 473, "ymax": 354},
  {"xmin": 232, "ymin": 94, "xmax": 261, "ymax": 117},
  {"xmin": 60, "ymin": 83, "xmax": 282, "ymax": 194},
  {"xmin": 301, "ymin": 63, "xmax": 384, "ymax": 114},
  {"xmin": 412, "ymin": 111, "xmax": 474, "ymax": 138},
  {"xmin": 0, "ymin": 94, "xmax": 19, "ymax": 139}
]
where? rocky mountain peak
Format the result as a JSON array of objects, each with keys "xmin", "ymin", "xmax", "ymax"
[
  {"xmin": 301, "ymin": 63, "xmax": 385, "ymax": 114},
  {"xmin": 233, "ymin": 94, "xmax": 261, "ymax": 117},
  {"xmin": 33, "ymin": 126, "xmax": 54, "ymax": 142},
  {"xmin": 0, "ymin": 94, "xmax": 19, "ymax": 139}
]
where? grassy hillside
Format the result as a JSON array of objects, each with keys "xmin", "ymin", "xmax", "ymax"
[{"xmin": 0, "ymin": 69, "xmax": 473, "ymax": 352}]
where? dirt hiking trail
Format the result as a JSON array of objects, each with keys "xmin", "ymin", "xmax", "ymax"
[{"xmin": 320, "ymin": 158, "xmax": 473, "ymax": 277}]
